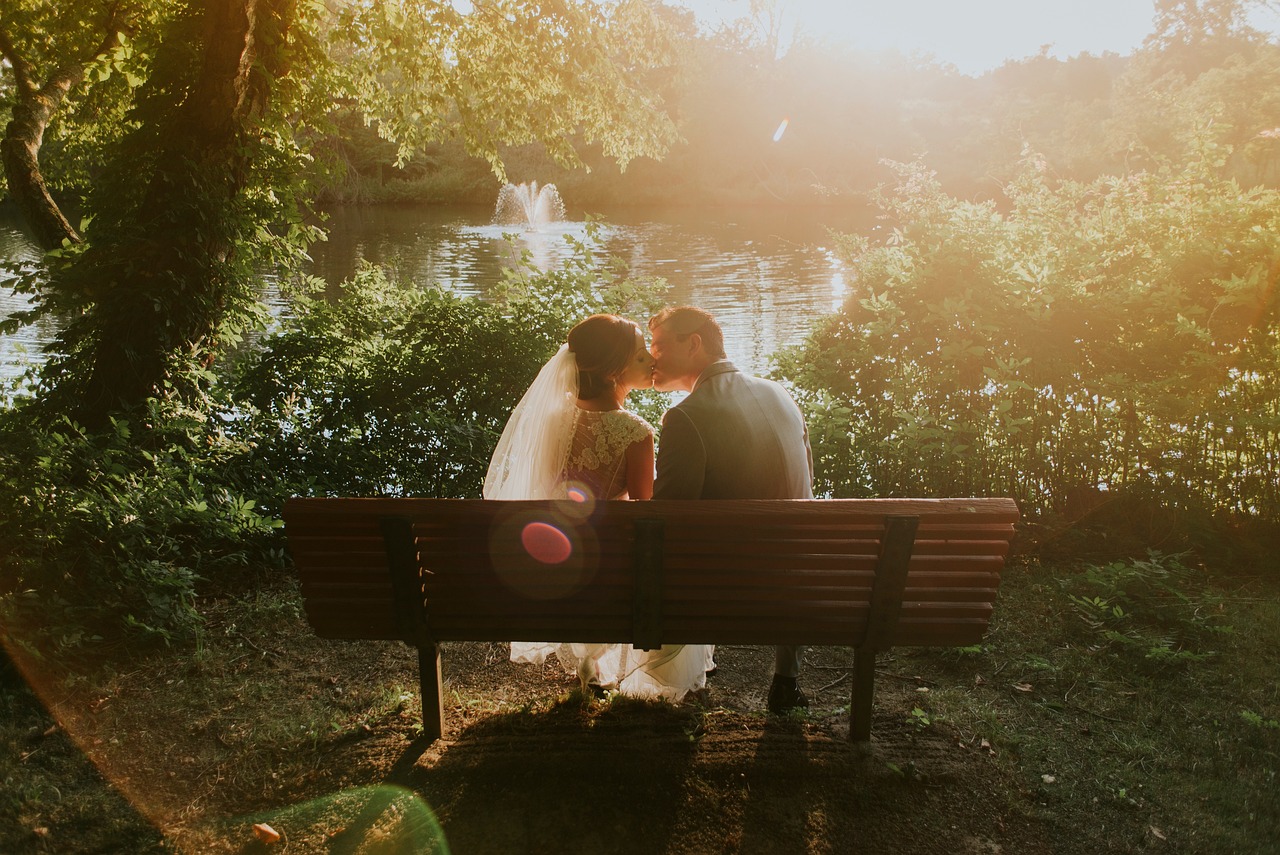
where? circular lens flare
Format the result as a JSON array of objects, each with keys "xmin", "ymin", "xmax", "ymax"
[
  {"xmin": 520, "ymin": 522, "xmax": 573, "ymax": 565},
  {"xmin": 559, "ymin": 480, "xmax": 597, "ymax": 520}
]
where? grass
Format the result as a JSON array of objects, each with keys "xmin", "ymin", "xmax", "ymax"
[
  {"xmin": 899, "ymin": 554, "xmax": 1280, "ymax": 853},
  {"xmin": 1, "ymin": 555, "xmax": 1278, "ymax": 853},
  {"xmin": 0, "ymin": 663, "xmax": 166, "ymax": 853}
]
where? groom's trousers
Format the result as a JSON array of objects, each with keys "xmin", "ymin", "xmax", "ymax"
[{"xmin": 774, "ymin": 645, "xmax": 804, "ymax": 678}]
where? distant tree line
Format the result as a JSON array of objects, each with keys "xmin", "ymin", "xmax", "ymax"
[{"xmin": 300, "ymin": 0, "xmax": 1280, "ymax": 208}]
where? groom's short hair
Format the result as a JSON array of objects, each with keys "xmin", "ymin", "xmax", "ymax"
[{"xmin": 650, "ymin": 306, "xmax": 726, "ymax": 359}]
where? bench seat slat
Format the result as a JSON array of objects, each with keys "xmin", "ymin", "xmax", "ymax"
[
  {"xmin": 410, "ymin": 539, "xmax": 1013, "ymax": 560},
  {"xmin": 411, "ymin": 601, "xmax": 992, "ymax": 624},
  {"xmin": 573, "ymin": 538, "xmax": 1014, "ymax": 557},
  {"xmin": 659, "ymin": 601, "xmax": 992, "ymax": 619},
  {"xmin": 295, "ymin": 568, "xmax": 401, "ymax": 585},
  {"xmin": 660, "ymin": 524, "xmax": 1016, "ymax": 541},
  {"xmin": 285, "ymin": 521, "xmax": 382, "ymax": 538},
  {"xmin": 416, "ymin": 583, "xmax": 998, "ymax": 606},
  {"xmin": 428, "ymin": 619, "xmax": 862, "ymax": 641},
  {"xmin": 291, "ymin": 552, "xmax": 390, "ymax": 570},
  {"xmin": 663, "ymin": 585, "xmax": 999, "ymax": 603},
  {"xmin": 365, "ymin": 571, "xmax": 1002, "ymax": 595},
  {"xmin": 300, "ymin": 581, "xmax": 394, "ymax": 598},
  {"xmin": 658, "ymin": 555, "xmax": 1007, "ymax": 574},
  {"xmin": 411, "ymin": 523, "xmax": 1016, "ymax": 543},
  {"xmin": 417, "ymin": 618, "xmax": 993, "ymax": 646},
  {"xmin": 647, "ymin": 538, "xmax": 1014, "ymax": 557},
  {"xmin": 288, "ymin": 535, "xmax": 386, "ymax": 550},
  {"xmin": 299, "ymin": 619, "xmax": 996, "ymax": 646},
  {"xmin": 408, "ymin": 516, "xmax": 1016, "ymax": 529}
]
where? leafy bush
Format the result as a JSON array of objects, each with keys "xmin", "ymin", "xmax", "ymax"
[
  {"xmin": 1061, "ymin": 550, "xmax": 1233, "ymax": 665},
  {"xmin": 0, "ymin": 400, "xmax": 286, "ymax": 652},
  {"xmin": 779, "ymin": 142, "xmax": 1280, "ymax": 528},
  {"xmin": 221, "ymin": 229, "xmax": 669, "ymax": 507}
]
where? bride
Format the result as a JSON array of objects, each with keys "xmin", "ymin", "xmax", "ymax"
[{"xmin": 484, "ymin": 314, "xmax": 711, "ymax": 701}]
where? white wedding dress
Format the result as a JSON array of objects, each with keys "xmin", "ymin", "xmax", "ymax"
[{"xmin": 484, "ymin": 346, "xmax": 712, "ymax": 701}]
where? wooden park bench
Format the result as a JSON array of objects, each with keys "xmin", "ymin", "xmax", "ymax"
[{"xmin": 283, "ymin": 497, "xmax": 1019, "ymax": 743}]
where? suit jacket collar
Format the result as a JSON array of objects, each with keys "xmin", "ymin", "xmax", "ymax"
[{"xmin": 691, "ymin": 359, "xmax": 737, "ymax": 393}]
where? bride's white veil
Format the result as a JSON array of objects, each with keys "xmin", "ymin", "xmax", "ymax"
[{"xmin": 483, "ymin": 344, "xmax": 579, "ymax": 499}]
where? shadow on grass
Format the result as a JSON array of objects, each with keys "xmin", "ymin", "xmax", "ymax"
[
  {"xmin": 0, "ymin": 668, "xmax": 167, "ymax": 855},
  {"xmin": 214, "ymin": 693, "xmax": 703, "ymax": 854},
  {"xmin": 395, "ymin": 692, "xmax": 703, "ymax": 854},
  {"xmin": 356, "ymin": 693, "xmax": 1039, "ymax": 855}
]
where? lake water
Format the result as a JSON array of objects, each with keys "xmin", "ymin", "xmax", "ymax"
[{"xmin": 1, "ymin": 202, "xmax": 876, "ymax": 379}]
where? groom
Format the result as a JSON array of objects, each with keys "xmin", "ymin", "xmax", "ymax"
[{"xmin": 648, "ymin": 306, "xmax": 815, "ymax": 714}]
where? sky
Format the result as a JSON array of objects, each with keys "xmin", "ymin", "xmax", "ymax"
[{"xmin": 676, "ymin": 0, "xmax": 1280, "ymax": 75}]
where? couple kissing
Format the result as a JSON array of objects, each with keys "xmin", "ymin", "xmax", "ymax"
[{"xmin": 483, "ymin": 306, "xmax": 814, "ymax": 714}]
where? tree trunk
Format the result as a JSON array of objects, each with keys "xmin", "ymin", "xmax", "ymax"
[
  {"xmin": 1, "ymin": 96, "xmax": 80, "ymax": 250},
  {"xmin": 68, "ymin": 0, "xmax": 294, "ymax": 424},
  {"xmin": 0, "ymin": 14, "xmax": 128, "ymax": 250}
]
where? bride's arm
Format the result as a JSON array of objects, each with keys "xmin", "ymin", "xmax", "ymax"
[{"xmin": 624, "ymin": 434, "xmax": 655, "ymax": 500}]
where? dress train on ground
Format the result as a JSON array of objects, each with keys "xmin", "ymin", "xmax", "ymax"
[{"xmin": 510, "ymin": 640, "xmax": 714, "ymax": 702}]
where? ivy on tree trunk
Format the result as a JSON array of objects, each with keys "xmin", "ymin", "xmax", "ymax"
[{"xmin": 47, "ymin": 0, "xmax": 294, "ymax": 425}]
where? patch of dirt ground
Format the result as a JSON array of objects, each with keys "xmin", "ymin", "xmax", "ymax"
[{"xmin": 8, "ymin": 594, "xmax": 1053, "ymax": 854}]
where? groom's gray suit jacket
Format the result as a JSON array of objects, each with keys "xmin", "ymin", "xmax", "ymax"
[{"xmin": 653, "ymin": 361, "xmax": 813, "ymax": 501}]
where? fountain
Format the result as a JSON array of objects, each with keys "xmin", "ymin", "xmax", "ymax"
[{"xmin": 492, "ymin": 181, "xmax": 565, "ymax": 230}]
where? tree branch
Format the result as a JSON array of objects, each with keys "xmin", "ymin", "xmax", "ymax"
[
  {"xmin": 0, "ymin": 25, "xmax": 37, "ymax": 95},
  {"xmin": 37, "ymin": 2, "xmax": 131, "ymax": 104}
]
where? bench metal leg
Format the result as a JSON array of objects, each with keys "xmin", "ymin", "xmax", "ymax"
[
  {"xmin": 418, "ymin": 643, "xmax": 444, "ymax": 742},
  {"xmin": 850, "ymin": 515, "xmax": 918, "ymax": 742},
  {"xmin": 850, "ymin": 648, "xmax": 875, "ymax": 742}
]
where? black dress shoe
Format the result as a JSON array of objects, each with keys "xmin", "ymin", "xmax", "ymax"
[
  {"xmin": 705, "ymin": 667, "xmax": 718, "ymax": 678},
  {"xmin": 767, "ymin": 675, "xmax": 809, "ymax": 715},
  {"xmin": 586, "ymin": 682, "xmax": 609, "ymax": 700}
]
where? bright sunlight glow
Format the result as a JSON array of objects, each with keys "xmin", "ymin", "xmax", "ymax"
[{"xmin": 678, "ymin": 0, "xmax": 1280, "ymax": 75}]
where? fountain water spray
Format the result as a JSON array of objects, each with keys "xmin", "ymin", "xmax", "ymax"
[{"xmin": 493, "ymin": 181, "xmax": 565, "ymax": 230}]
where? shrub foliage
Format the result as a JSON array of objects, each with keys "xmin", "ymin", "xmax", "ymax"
[
  {"xmin": 780, "ymin": 144, "xmax": 1280, "ymax": 521},
  {"xmin": 224, "ymin": 236, "xmax": 667, "ymax": 507},
  {"xmin": 0, "ymin": 401, "xmax": 284, "ymax": 649}
]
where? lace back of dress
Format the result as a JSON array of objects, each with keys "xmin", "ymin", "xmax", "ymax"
[{"xmin": 564, "ymin": 410, "xmax": 631, "ymax": 500}]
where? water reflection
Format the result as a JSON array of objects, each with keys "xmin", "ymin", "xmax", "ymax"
[
  {"xmin": 315, "ymin": 205, "xmax": 870, "ymax": 374},
  {"xmin": 2, "ymin": 203, "xmax": 872, "ymax": 379},
  {"xmin": 823, "ymin": 246, "xmax": 848, "ymax": 312},
  {"xmin": 0, "ymin": 210, "xmax": 48, "ymax": 383}
]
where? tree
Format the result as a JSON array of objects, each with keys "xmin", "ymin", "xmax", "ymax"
[
  {"xmin": 1144, "ymin": 0, "xmax": 1264, "ymax": 78},
  {"xmin": 0, "ymin": 0, "xmax": 140, "ymax": 249},
  {"xmin": 1103, "ymin": 0, "xmax": 1280, "ymax": 173},
  {"xmin": 325, "ymin": 0, "xmax": 681, "ymax": 179},
  {"xmin": 27, "ymin": 0, "xmax": 297, "ymax": 424},
  {"xmin": 781, "ymin": 151, "xmax": 1280, "ymax": 517}
]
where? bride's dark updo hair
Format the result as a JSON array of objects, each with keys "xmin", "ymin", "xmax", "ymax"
[{"xmin": 567, "ymin": 314, "xmax": 640, "ymax": 400}]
